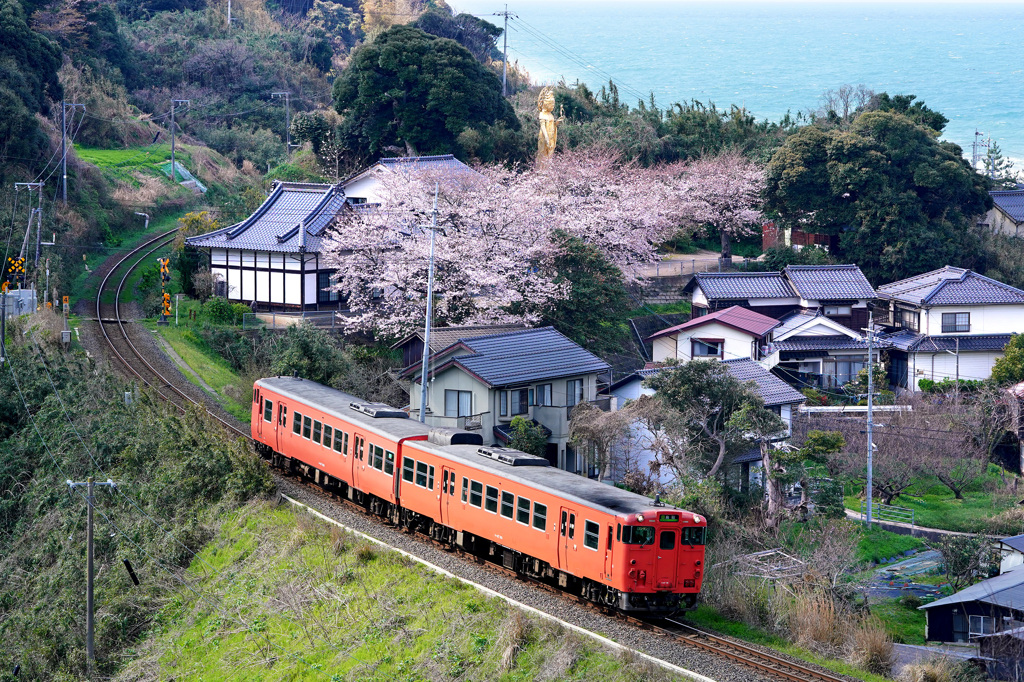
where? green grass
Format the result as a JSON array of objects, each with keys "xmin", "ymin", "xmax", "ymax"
[
  {"xmin": 626, "ymin": 301, "xmax": 692, "ymax": 318},
  {"xmin": 147, "ymin": 312, "xmax": 251, "ymax": 422},
  {"xmin": 685, "ymin": 606, "xmax": 892, "ymax": 682},
  {"xmin": 124, "ymin": 503, "xmax": 678, "ymax": 681},
  {"xmin": 857, "ymin": 527, "xmax": 925, "ymax": 565},
  {"xmin": 844, "ymin": 465, "xmax": 1017, "ymax": 534},
  {"xmin": 870, "ymin": 598, "xmax": 927, "ymax": 645},
  {"xmin": 73, "ymin": 144, "xmax": 181, "ymax": 184}
]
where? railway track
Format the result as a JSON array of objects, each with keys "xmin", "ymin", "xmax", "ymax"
[{"xmin": 92, "ymin": 232, "xmax": 856, "ymax": 682}]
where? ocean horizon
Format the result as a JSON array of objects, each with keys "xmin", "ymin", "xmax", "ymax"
[{"xmin": 452, "ymin": 0, "xmax": 1024, "ymax": 167}]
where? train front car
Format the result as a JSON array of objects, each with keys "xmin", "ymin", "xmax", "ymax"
[{"xmin": 610, "ymin": 508, "xmax": 706, "ymax": 614}]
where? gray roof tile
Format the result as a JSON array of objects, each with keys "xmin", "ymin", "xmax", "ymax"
[
  {"xmin": 407, "ymin": 327, "xmax": 610, "ymax": 387},
  {"xmin": 783, "ymin": 265, "xmax": 876, "ymax": 300},
  {"xmin": 185, "ymin": 182, "xmax": 345, "ymax": 254},
  {"xmin": 722, "ymin": 358, "xmax": 807, "ymax": 406},
  {"xmin": 992, "ymin": 189, "xmax": 1024, "ymax": 223},
  {"xmin": 878, "ymin": 266, "xmax": 1024, "ymax": 306},
  {"xmin": 774, "ymin": 335, "xmax": 874, "ymax": 352},
  {"xmin": 692, "ymin": 272, "xmax": 796, "ymax": 300},
  {"xmin": 922, "ymin": 566, "xmax": 1024, "ymax": 612},
  {"xmin": 883, "ymin": 330, "xmax": 1014, "ymax": 353},
  {"xmin": 1002, "ymin": 534, "xmax": 1024, "ymax": 554}
]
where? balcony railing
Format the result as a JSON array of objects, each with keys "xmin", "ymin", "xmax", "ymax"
[
  {"xmin": 566, "ymin": 396, "xmax": 612, "ymax": 420},
  {"xmin": 418, "ymin": 412, "xmax": 488, "ymax": 430}
]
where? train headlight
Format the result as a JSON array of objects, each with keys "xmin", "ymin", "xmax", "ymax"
[
  {"xmin": 636, "ymin": 514, "xmax": 644, "ymax": 522},
  {"xmin": 692, "ymin": 514, "xmax": 701, "ymax": 523}
]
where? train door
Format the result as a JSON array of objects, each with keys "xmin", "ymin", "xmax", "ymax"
[
  {"xmin": 275, "ymin": 402, "xmax": 286, "ymax": 453},
  {"xmin": 351, "ymin": 433, "xmax": 366, "ymax": 492},
  {"xmin": 255, "ymin": 390, "xmax": 263, "ymax": 438},
  {"xmin": 558, "ymin": 507, "xmax": 577, "ymax": 574},
  {"xmin": 440, "ymin": 466, "xmax": 455, "ymax": 525},
  {"xmin": 656, "ymin": 528, "xmax": 678, "ymax": 588}
]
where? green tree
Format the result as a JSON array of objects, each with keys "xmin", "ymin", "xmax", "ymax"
[
  {"xmin": 331, "ymin": 25, "xmax": 518, "ymax": 160},
  {"xmin": 508, "ymin": 415, "xmax": 547, "ymax": 458},
  {"xmin": 412, "ymin": 7, "xmax": 502, "ymax": 64},
  {"xmin": 765, "ymin": 108, "xmax": 991, "ymax": 282},
  {"xmin": 991, "ymin": 334, "xmax": 1024, "ymax": 386},
  {"xmin": 983, "ymin": 140, "xmax": 1021, "ymax": 190},
  {"xmin": 536, "ymin": 231, "xmax": 631, "ymax": 355},
  {"xmin": 271, "ymin": 323, "xmax": 351, "ymax": 385},
  {"xmin": 870, "ymin": 92, "xmax": 948, "ymax": 133}
]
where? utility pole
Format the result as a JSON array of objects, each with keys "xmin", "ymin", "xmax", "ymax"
[
  {"xmin": 864, "ymin": 311, "xmax": 875, "ymax": 525},
  {"xmin": 14, "ymin": 183, "xmax": 43, "ymax": 262},
  {"xmin": 1, "ymin": 284, "xmax": 7, "ymax": 364},
  {"xmin": 170, "ymin": 100, "xmax": 191, "ymax": 184},
  {"xmin": 61, "ymin": 101, "xmax": 85, "ymax": 206},
  {"xmin": 227, "ymin": 0, "xmax": 232, "ymax": 29},
  {"xmin": 494, "ymin": 6, "xmax": 513, "ymax": 96},
  {"xmin": 417, "ymin": 184, "xmax": 440, "ymax": 423},
  {"xmin": 272, "ymin": 92, "xmax": 291, "ymax": 158},
  {"xmin": 66, "ymin": 477, "xmax": 117, "ymax": 678}
]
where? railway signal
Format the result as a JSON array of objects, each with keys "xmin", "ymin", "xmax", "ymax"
[
  {"xmin": 158, "ymin": 258, "xmax": 171, "ymax": 284},
  {"xmin": 6, "ymin": 256, "xmax": 25, "ymax": 285},
  {"xmin": 159, "ymin": 292, "xmax": 171, "ymax": 325},
  {"xmin": 157, "ymin": 257, "xmax": 171, "ymax": 325}
]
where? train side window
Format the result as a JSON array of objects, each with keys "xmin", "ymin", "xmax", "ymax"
[
  {"xmin": 263, "ymin": 399, "xmax": 273, "ymax": 422},
  {"xmin": 333, "ymin": 431, "xmax": 343, "ymax": 453},
  {"xmin": 568, "ymin": 514, "xmax": 575, "ymax": 539},
  {"xmin": 442, "ymin": 470, "xmax": 449, "ymax": 494},
  {"xmin": 484, "ymin": 486, "xmax": 498, "ymax": 513},
  {"xmin": 253, "ymin": 388, "xmax": 257, "ymax": 403},
  {"xmin": 660, "ymin": 530, "xmax": 676, "ymax": 550},
  {"xmin": 449, "ymin": 472, "xmax": 455, "ymax": 496},
  {"xmin": 469, "ymin": 481, "xmax": 483, "ymax": 507},
  {"xmin": 583, "ymin": 521, "xmax": 600, "ymax": 551},
  {"xmin": 371, "ymin": 445, "xmax": 384, "ymax": 470},
  {"xmin": 607, "ymin": 526, "xmax": 613, "ymax": 550},
  {"xmin": 302, "ymin": 416, "xmax": 311, "ymax": 439},
  {"xmin": 312, "ymin": 421, "xmax": 322, "ymax": 444},
  {"xmin": 385, "ymin": 450, "xmax": 395, "ymax": 476},
  {"xmin": 501, "ymin": 492, "xmax": 515, "ymax": 519},
  {"xmin": 560, "ymin": 511, "xmax": 567, "ymax": 536},
  {"xmin": 357, "ymin": 437, "xmax": 365, "ymax": 460},
  {"xmin": 403, "ymin": 458, "xmax": 415, "ymax": 483},
  {"xmin": 461, "ymin": 478, "xmax": 468, "ymax": 503},
  {"xmin": 427, "ymin": 465, "xmax": 434, "ymax": 489},
  {"xmin": 516, "ymin": 497, "xmax": 530, "ymax": 525},
  {"xmin": 279, "ymin": 405, "xmax": 287, "ymax": 426},
  {"xmin": 322, "ymin": 425, "xmax": 332, "ymax": 448},
  {"xmin": 532, "ymin": 503, "xmax": 547, "ymax": 531},
  {"xmin": 616, "ymin": 523, "xmax": 621, "ymax": 542},
  {"xmin": 415, "ymin": 461, "xmax": 428, "ymax": 487},
  {"xmin": 293, "ymin": 412, "xmax": 302, "ymax": 434}
]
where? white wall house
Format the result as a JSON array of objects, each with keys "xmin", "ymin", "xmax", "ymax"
[
  {"xmin": 979, "ymin": 190, "xmax": 1024, "ymax": 239},
  {"xmin": 401, "ymin": 327, "xmax": 610, "ymax": 473},
  {"xmin": 342, "ymin": 154, "xmax": 476, "ymax": 205},
  {"xmin": 647, "ymin": 305, "xmax": 780, "ymax": 364},
  {"xmin": 998, "ymin": 535, "xmax": 1024, "ymax": 575},
  {"xmin": 877, "ymin": 267, "xmax": 1024, "ymax": 391},
  {"xmin": 768, "ymin": 310, "xmax": 876, "ymax": 389}
]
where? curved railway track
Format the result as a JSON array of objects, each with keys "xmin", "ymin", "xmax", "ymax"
[{"xmin": 93, "ymin": 232, "xmax": 856, "ymax": 682}]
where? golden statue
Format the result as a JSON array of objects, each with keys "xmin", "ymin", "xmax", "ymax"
[{"xmin": 536, "ymin": 87, "xmax": 564, "ymax": 163}]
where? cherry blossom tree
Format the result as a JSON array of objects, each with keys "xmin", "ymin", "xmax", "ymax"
[
  {"xmin": 320, "ymin": 149, "xmax": 686, "ymax": 336},
  {"xmin": 682, "ymin": 150, "xmax": 765, "ymax": 265}
]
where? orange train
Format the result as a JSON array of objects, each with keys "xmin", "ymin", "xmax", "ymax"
[{"xmin": 251, "ymin": 376, "xmax": 706, "ymax": 615}]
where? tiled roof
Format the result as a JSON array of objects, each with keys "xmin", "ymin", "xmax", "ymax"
[
  {"xmin": 731, "ymin": 447, "xmax": 764, "ymax": 465},
  {"xmin": 883, "ymin": 330, "xmax": 1014, "ymax": 353},
  {"xmin": 992, "ymin": 189, "xmax": 1024, "ymax": 223},
  {"xmin": 877, "ymin": 266, "xmax": 1024, "ymax": 306},
  {"xmin": 608, "ymin": 361, "xmax": 806, "ymax": 407},
  {"xmin": 1002, "ymin": 534, "xmax": 1024, "ymax": 554},
  {"xmin": 921, "ymin": 565, "xmax": 1024, "ymax": 612},
  {"xmin": 774, "ymin": 335, "xmax": 873, "ymax": 352},
  {"xmin": 783, "ymin": 265, "xmax": 875, "ymax": 300},
  {"xmin": 722, "ymin": 358, "xmax": 807, "ymax": 406},
  {"xmin": 647, "ymin": 305, "xmax": 779, "ymax": 341},
  {"xmin": 691, "ymin": 272, "xmax": 796, "ymax": 300},
  {"xmin": 343, "ymin": 154, "xmax": 477, "ymax": 185},
  {"xmin": 405, "ymin": 327, "xmax": 610, "ymax": 387},
  {"xmin": 185, "ymin": 182, "xmax": 345, "ymax": 254},
  {"xmin": 773, "ymin": 311, "xmax": 821, "ymax": 338}
]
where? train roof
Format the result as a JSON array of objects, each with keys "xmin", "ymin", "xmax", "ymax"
[
  {"xmin": 409, "ymin": 439, "xmax": 689, "ymax": 519},
  {"xmin": 256, "ymin": 376, "xmax": 432, "ymax": 441}
]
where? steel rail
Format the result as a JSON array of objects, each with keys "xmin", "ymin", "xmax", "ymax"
[{"xmin": 94, "ymin": 228, "xmax": 249, "ymax": 439}]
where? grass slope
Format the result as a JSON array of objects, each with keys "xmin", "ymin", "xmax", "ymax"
[{"xmin": 120, "ymin": 503, "xmax": 678, "ymax": 681}]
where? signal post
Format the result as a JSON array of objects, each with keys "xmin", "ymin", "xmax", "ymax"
[{"xmin": 158, "ymin": 258, "xmax": 171, "ymax": 325}]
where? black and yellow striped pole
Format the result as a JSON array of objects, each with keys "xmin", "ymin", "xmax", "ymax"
[{"xmin": 158, "ymin": 258, "xmax": 171, "ymax": 326}]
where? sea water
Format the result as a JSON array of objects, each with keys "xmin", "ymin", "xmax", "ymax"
[{"xmin": 452, "ymin": 0, "xmax": 1024, "ymax": 165}]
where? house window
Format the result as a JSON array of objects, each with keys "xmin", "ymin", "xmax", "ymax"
[
  {"xmin": 444, "ymin": 390, "xmax": 472, "ymax": 418},
  {"xmin": 566, "ymin": 379, "xmax": 583, "ymax": 407},
  {"xmin": 824, "ymin": 305, "xmax": 852, "ymax": 316},
  {"xmin": 536, "ymin": 384, "xmax": 552, "ymax": 406},
  {"xmin": 941, "ymin": 312, "xmax": 970, "ymax": 334},
  {"xmin": 969, "ymin": 615, "xmax": 993, "ymax": 638},
  {"xmin": 895, "ymin": 308, "xmax": 919, "ymax": 332},
  {"xmin": 511, "ymin": 389, "xmax": 529, "ymax": 415},
  {"xmin": 499, "ymin": 391, "xmax": 508, "ymax": 417},
  {"xmin": 691, "ymin": 339, "xmax": 723, "ymax": 358},
  {"xmin": 822, "ymin": 356, "xmax": 867, "ymax": 386},
  {"xmin": 318, "ymin": 271, "xmax": 339, "ymax": 302}
]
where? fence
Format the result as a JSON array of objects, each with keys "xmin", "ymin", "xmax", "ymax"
[
  {"xmin": 633, "ymin": 256, "xmax": 761, "ymax": 278},
  {"xmin": 860, "ymin": 501, "xmax": 915, "ymax": 527},
  {"xmin": 242, "ymin": 311, "xmax": 344, "ymax": 331}
]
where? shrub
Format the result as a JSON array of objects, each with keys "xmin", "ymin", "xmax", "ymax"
[
  {"xmin": 202, "ymin": 297, "xmax": 235, "ymax": 324},
  {"xmin": 789, "ymin": 591, "xmax": 845, "ymax": 655},
  {"xmin": 847, "ymin": 616, "xmax": 894, "ymax": 677},
  {"xmin": 899, "ymin": 594, "xmax": 923, "ymax": 609}
]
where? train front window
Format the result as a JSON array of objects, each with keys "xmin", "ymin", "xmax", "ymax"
[
  {"xmin": 263, "ymin": 399, "xmax": 272, "ymax": 422},
  {"xmin": 681, "ymin": 527, "xmax": 706, "ymax": 546},
  {"xmin": 660, "ymin": 530, "xmax": 676, "ymax": 550},
  {"xmin": 620, "ymin": 525, "xmax": 655, "ymax": 546}
]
